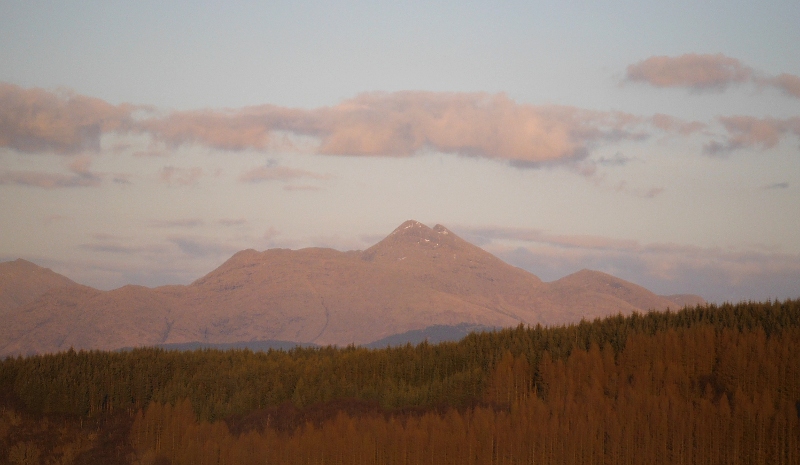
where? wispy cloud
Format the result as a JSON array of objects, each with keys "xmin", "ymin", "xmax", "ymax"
[
  {"xmin": 238, "ymin": 165, "xmax": 331, "ymax": 183},
  {"xmin": 594, "ymin": 152, "xmax": 635, "ymax": 167},
  {"xmin": 0, "ymin": 153, "xmax": 105, "ymax": 188},
  {"xmin": 457, "ymin": 225, "xmax": 800, "ymax": 302},
  {"xmin": 0, "ymin": 170, "xmax": 100, "ymax": 188},
  {"xmin": 159, "ymin": 166, "xmax": 203, "ymax": 186},
  {"xmin": 626, "ymin": 53, "xmax": 753, "ymax": 91},
  {"xmin": 626, "ymin": 53, "xmax": 800, "ymax": 98},
  {"xmin": 80, "ymin": 232, "xmax": 170, "ymax": 256},
  {"xmin": 764, "ymin": 182, "xmax": 789, "ymax": 190},
  {"xmin": 149, "ymin": 218, "xmax": 205, "ymax": 228},
  {"xmin": 168, "ymin": 236, "xmax": 241, "ymax": 258},
  {"xmin": 758, "ymin": 73, "xmax": 800, "ymax": 98},
  {"xmin": 704, "ymin": 116, "xmax": 800, "ymax": 155},
  {"xmin": 650, "ymin": 114, "xmax": 707, "ymax": 135}
]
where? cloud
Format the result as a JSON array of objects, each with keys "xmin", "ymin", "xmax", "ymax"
[
  {"xmin": 239, "ymin": 165, "xmax": 331, "ymax": 183},
  {"xmin": 594, "ymin": 152, "xmax": 634, "ymax": 167},
  {"xmin": 13, "ymin": 82, "xmax": 796, "ymax": 167},
  {"xmin": 626, "ymin": 54, "xmax": 800, "ymax": 98},
  {"xmin": 79, "ymin": 232, "xmax": 171, "ymax": 255},
  {"xmin": 149, "ymin": 218, "xmax": 205, "ymax": 228},
  {"xmin": 764, "ymin": 182, "xmax": 789, "ymax": 190},
  {"xmin": 0, "ymin": 150, "xmax": 104, "ymax": 189},
  {"xmin": 766, "ymin": 73, "xmax": 800, "ymax": 98},
  {"xmin": 112, "ymin": 173, "xmax": 132, "ymax": 184},
  {"xmin": 0, "ymin": 169, "xmax": 101, "ymax": 188},
  {"xmin": 160, "ymin": 166, "xmax": 203, "ymax": 186},
  {"xmin": 626, "ymin": 54, "xmax": 753, "ymax": 91},
  {"xmin": 650, "ymin": 114, "xmax": 706, "ymax": 135},
  {"xmin": 704, "ymin": 116, "xmax": 800, "ymax": 155},
  {"xmin": 137, "ymin": 106, "xmax": 296, "ymax": 151},
  {"xmin": 142, "ymin": 92, "xmax": 651, "ymax": 164},
  {"xmin": 3, "ymin": 84, "xmax": 705, "ymax": 165},
  {"xmin": 457, "ymin": 225, "xmax": 800, "ymax": 303},
  {"xmin": 0, "ymin": 82, "xmax": 132, "ymax": 154},
  {"xmin": 168, "ymin": 236, "xmax": 240, "ymax": 258}
]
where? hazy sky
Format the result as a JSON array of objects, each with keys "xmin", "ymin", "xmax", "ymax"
[{"xmin": 1, "ymin": 1, "xmax": 799, "ymax": 303}]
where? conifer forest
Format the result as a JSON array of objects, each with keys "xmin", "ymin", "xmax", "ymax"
[{"xmin": 1, "ymin": 299, "xmax": 799, "ymax": 464}]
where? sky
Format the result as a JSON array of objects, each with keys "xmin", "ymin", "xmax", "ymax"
[{"xmin": 1, "ymin": 0, "xmax": 799, "ymax": 303}]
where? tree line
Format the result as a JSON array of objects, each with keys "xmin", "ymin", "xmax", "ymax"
[{"xmin": 1, "ymin": 298, "xmax": 799, "ymax": 464}]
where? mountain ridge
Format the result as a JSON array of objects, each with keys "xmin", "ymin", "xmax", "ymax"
[{"xmin": 0, "ymin": 221, "xmax": 704, "ymax": 356}]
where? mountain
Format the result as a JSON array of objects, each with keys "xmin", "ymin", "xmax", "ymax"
[
  {"xmin": 0, "ymin": 259, "xmax": 78, "ymax": 314},
  {"xmin": 364, "ymin": 323, "xmax": 496, "ymax": 349},
  {"xmin": 0, "ymin": 220, "xmax": 704, "ymax": 356}
]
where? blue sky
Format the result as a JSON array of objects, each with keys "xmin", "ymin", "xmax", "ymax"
[{"xmin": 1, "ymin": 1, "xmax": 798, "ymax": 303}]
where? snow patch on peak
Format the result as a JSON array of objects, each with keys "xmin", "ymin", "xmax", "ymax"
[{"xmin": 390, "ymin": 220, "xmax": 431, "ymax": 236}]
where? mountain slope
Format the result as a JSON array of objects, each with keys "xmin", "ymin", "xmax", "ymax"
[
  {"xmin": 0, "ymin": 221, "xmax": 704, "ymax": 355},
  {"xmin": 0, "ymin": 259, "xmax": 78, "ymax": 314}
]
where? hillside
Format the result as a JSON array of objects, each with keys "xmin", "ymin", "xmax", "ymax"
[{"xmin": 0, "ymin": 220, "xmax": 703, "ymax": 356}]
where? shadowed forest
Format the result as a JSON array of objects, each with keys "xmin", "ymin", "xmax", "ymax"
[{"xmin": 1, "ymin": 299, "xmax": 799, "ymax": 464}]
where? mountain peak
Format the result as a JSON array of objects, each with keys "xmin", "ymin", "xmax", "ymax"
[
  {"xmin": 362, "ymin": 220, "xmax": 464, "ymax": 262},
  {"xmin": 390, "ymin": 220, "xmax": 431, "ymax": 236}
]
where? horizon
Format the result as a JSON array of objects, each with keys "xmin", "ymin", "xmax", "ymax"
[{"xmin": 1, "ymin": 2, "xmax": 799, "ymax": 304}]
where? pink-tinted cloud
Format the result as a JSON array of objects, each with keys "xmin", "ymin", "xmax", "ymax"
[
  {"xmin": 766, "ymin": 73, "xmax": 800, "ymax": 98},
  {"xmin": 13, "ymin": 82, "xmax": 797, "ymax": 167},
  {"xmin": 239, "ymin": 165, "xmax": 331, "ymax": 183},
  {"xmin": 137, "ymin": 106, "xmax": 307, "ymax": 151},
  {"xmin": 142, "ymin": 92, "xmax": 650, "ymax": 164},
  {"xmin": 626, "ymin": 54, "xmax": 753, "ymax": 90},
  {"xmin": 159, "ymin": 166, "xmax": 203, "ymax": 186},
  {"xmin": 704, "ymin": 116, "xmax": 800, "ymax": 155},
  {"xmin": 315, "ymin": 93, "xmax": 582, "ymax": 161},
  {"xmin": 1, "ymin": 84, "xmax": 704, "ymax": 164},
  {"xmin": 626, "ymin": 54, "xmax": 800, "ymax": 98},
  {"xmin": 1, "ymin": 84, "xmax": 651, "ymax": 163},
  {"xmin": 0, "ymin": 82, "xmax": 132, "ymax": 154}
]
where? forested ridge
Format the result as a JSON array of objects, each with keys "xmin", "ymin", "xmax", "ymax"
[{"xmin": 1, "ymin": 299, "xmax": 799, "ymax": 464}]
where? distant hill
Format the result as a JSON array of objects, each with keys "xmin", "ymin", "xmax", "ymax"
[
  {"xmin": 0, "ymin": 220, "xmax": 704, "ymax": 356},
  {"xmin": 119, "ymin": 340, "xmax": 321, "ymax": 352},
  {"xmin": 364, "ymin": 323, "xmax": 496, "ymax": 348}
]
